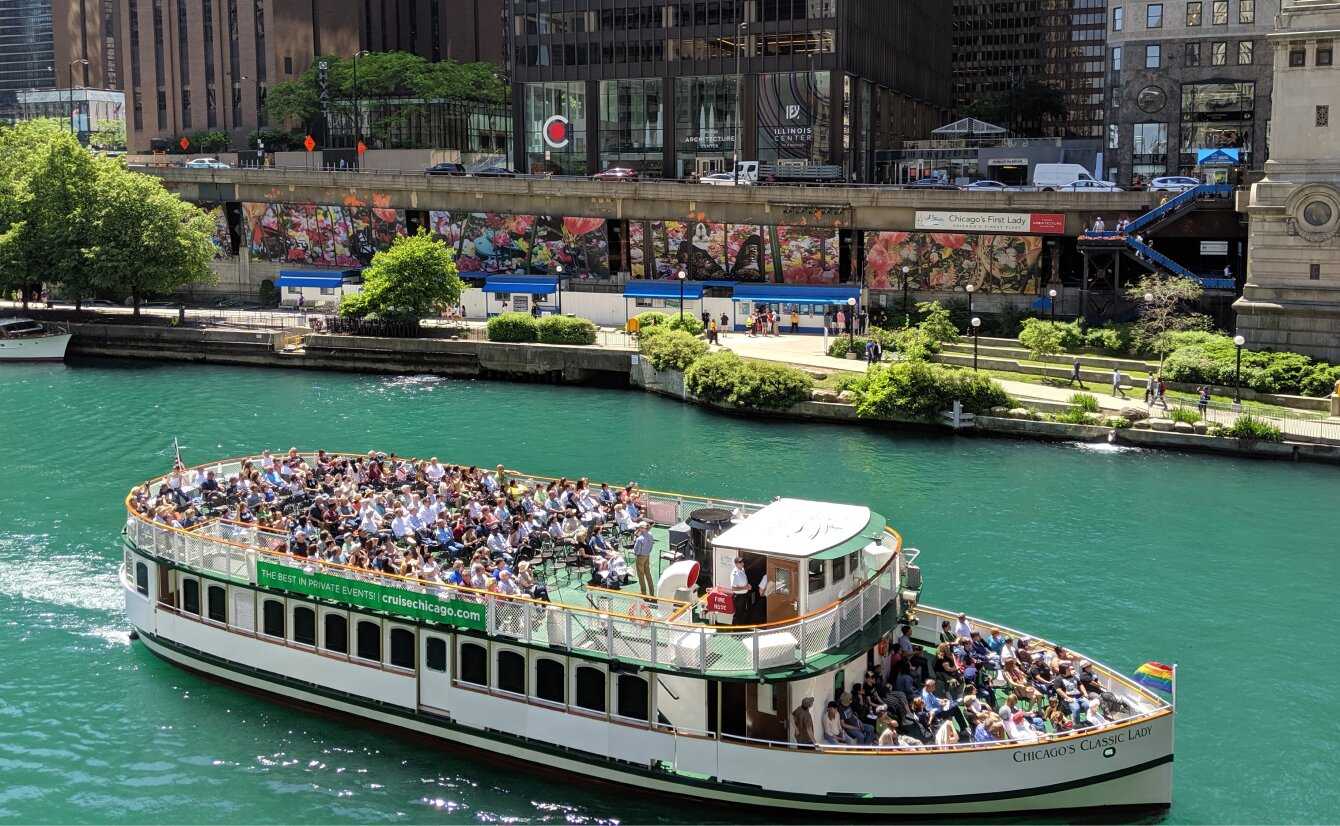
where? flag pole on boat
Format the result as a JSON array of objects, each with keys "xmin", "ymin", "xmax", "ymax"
[{"xmin": 172, "ymin": 437, "xmax": 182, "ymax": 469}]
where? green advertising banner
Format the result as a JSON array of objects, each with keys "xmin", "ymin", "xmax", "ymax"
[{"xmin": 256, "ymin": 560, "xmax": 487, "ymax": 631}]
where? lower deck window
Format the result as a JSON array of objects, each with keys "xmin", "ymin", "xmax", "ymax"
[
  {"xmin": 497, "ymin": 650, "xmax": 525, "ymax": 694},
  {"xmin": 426, "ymin": 637, "xmax": 447, "ymax": 672},
  {"xmin": 262, "ymin": 599, "xmax": 285, "ymax": 637},
  {"xmin": 575, "ymin": 666, "xmax": 607, "ymax": 713},
  {"xmin": 535, "ymin": 659, "xmax": 565, "ymax": 703},
  {"xmin": 356, "ymin": 620, "xmax": 381, "ymax": 661},
  {"xmin": 460, "ymin": 642, "xmax": 487, "ymax": 686},
  {"xmin": 389, "ymin": 628, "xmax": 415, "ymax": 669},
  {"xmin": 324, "ymin": 614, "xmax": 348, "ymax": 654},
  {"xmin": 135, "ymin": 562, "xmax": 149, "ymax": 595},
  {"xmin": 207, "ymin": 585, "xmax": 226, "ymax": 622},
  {"xmin": 181, "ymin": 578, "xmax": 200, "ymax": 615},
  {"xmin": 616, "ymin": 674, "xmax": 649, "ymax": 720},
  {"xmin": 293, "ymin": 606, "xmax": 316, "ymax": 646}
]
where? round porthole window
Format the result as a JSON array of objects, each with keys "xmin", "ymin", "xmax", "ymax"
[
  {"xmin": 1137, "ymin": 86, "xmax": 1167, "ymax": 113},
  {"xmin": 1303, "ymin": 200, "xmax": 1334, "ymax": 228}
]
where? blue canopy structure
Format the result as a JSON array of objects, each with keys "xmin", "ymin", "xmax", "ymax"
[
  {"xmin": 623, "ymin": 280, "xmax": 706, "ymax": 300},
  {"xmin": 275, "ymin": 271, "xmax": 346, "ymax": 288},
  {"xmin": 731, "ymin": 284, "xmax": 861, "ymax": 305},
  {"xmin": 482, "ymin": 275, "xmax": 559, "ymax": 295}
]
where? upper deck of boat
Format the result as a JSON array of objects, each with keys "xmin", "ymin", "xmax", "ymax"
[{"xmin": 124, "ymin": 451, "xmax": 908, "ymax": 680}]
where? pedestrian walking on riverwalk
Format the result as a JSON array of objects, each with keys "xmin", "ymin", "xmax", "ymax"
[
  {"xmin": 790, "ymin": 307, "xmax": 800, "ymax": 334},
  {"xmin": 1144, "ymin": 375, "xmax": 1156, "ymax": 406},
  {"xmin": 1197, "ymin": 386, "xmax": 1210, "ymax": 416},
  {"xmin": 1112, "ymin": 368, "xmax": 1128, "ymax": 398},
  {"xmin": 1070, "ymin": 358, "xmax": 1086, "ymax": 388},
  {"xmin": 720, "ymin": 312, "xmax": 730, "ymax": 339},
  {"xmin": 1154, "ymin": 378, "xmax": 1169, "ymax": 410}
]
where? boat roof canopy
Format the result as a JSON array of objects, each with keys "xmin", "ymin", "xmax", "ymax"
[{"xmin": 711, "ymin": 498, "xmax": 886, "ymax": 560}]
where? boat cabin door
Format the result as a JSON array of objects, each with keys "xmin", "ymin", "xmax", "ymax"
[{"xmin": 765, "ymin": 557, "xmax": 800, "ymax": 623}]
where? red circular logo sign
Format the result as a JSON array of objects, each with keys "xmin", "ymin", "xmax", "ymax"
[{"xmin": 542, "ymin": 115, "xmax": 571, "ymax": 150}]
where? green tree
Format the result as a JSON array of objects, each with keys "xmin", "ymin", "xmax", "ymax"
[
  {"xmin": 1018, "ymin": 318, "xmax": 1066, "ymax": 360},
  {"xmin": 89, "ymin": 120, "xmax": 127, "ymax": 151},
  {"xmin": 1126, "ymin": 274, "xmax": 1212, "ymax": 367},
  {"xmin": 265, "ymin": 51, "xmax": 507, "ymax": 129},
  {"xmin": 0, "ymin": 120, "xmax": 100, "ymax": 308},
  {"xmin": 916, "ymin": 300, "xmax": 959, "ymax": 343},
  {"xmin": 84, "ymin": 163, "xmax": 216, "ymax": 314},
  {"xmin": 340, "ymin": 231, "xmax": 464, "ymax": 320}
]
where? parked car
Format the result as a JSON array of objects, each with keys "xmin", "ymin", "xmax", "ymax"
[
  {"xmin": 963, "ymin": 179, "xmax": 1016, "ymax": 191},
  {"xmin": 905, "ymin": 177, "xmax": 960, "ymax": 190},
  {"xmin": 425, "ymin": 162, "xmax": 468, "ymax": 176},
  {"xmin": 1059, "ymin": 179, "xmax": 1124, "ymax": 192},
  {"xmin": 699, "ymin": 172, "xmax": 743, "ymax": 186},
  {"xmin": 1149, "ymin": 176, "xmax": 1201, "ymax": 192},
  {"xmin": 472, "ymin": 166, "xmax": 516, "ymax": 177},
  {"xmin": 84, "ymin": 299, "xmax": 117, "ymax": 307},
  {"xmin": 1033, "ymin": 163, "xmax": 1099, "ymax": 190},
  {"xmin": 184, "ymin": 157, "xmax": 230, "ymax": 169},
  {"xmin": 593, "ymin": 167, "xmax": 639, "ymax": 181}
]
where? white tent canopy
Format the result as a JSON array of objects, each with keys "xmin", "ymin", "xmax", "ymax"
[{"xmin": 932, "ymin": 117, "xmax": 1007, "ymax": 136}]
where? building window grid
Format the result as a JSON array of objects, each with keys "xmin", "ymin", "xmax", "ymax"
[
  {"xmin": 1146, "ymin": 44, "xmax": 1161, "ymax": 68},
  {"xmin": 1113, "ymin": 6, "xmax": 1123, "ymax": 30},
  {"xmin": 177, "ymin": 0, "xmax": 191, "ymax": 129},
  {"xmin": 152, "ymin": 0, "xmax": 167, "ymax": 129},
  {"xmin": 1186, "ymin": 1, "xmax": 1202, "ymax": 25},
  {"xmin": 1238, "ymin": 40, "xmax": 1253, "ymax": 64},
  {"xmin": 1239, "ymin": 0, "xmax": 1254, "ymax": 24},
  {"xmin": 1146, "ymin": 3, "xmax": 1162, "ymax": 28},
  {"xmin": 1185, "ymin": 41, "xmax": 1201, "ymax": 65},
  {"xmin": 202, "ymin": 0, "xmax": 217, "ymax": 126},
  {"xmin": 1212, "ymin": 40, "xmax": 1227, "ymax": 65},
  {"xmin": 1318, "ymin": 42, "xmax": 1334, "ymax": 66},
  {"xmin": 1212, "ymin": 0, "xmax": 1227, "ymax": 24}
]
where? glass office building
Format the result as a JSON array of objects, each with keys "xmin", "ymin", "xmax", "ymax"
[{"xmin": 509, "ymin": 0, "xmax": 952, "ymax": 179}]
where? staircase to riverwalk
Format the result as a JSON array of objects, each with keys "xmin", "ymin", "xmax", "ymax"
[{"xmin": 1077, "ymin": 184, "xmax": 1236, "ymax": 287}]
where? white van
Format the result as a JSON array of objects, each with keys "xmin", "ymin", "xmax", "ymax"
[{"xmin": 1033, "ymin": 163, "xmax": 1097, "ymax": 191}]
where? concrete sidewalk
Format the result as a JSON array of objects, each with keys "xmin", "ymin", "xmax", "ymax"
[{"xmin": 716, "ymin": 332, "xmax": 1340, "ymax": 440}]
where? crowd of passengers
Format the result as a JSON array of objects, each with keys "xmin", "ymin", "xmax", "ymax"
[
  {"xmin": 130, "ymin": 449, "xmax": 661, "ymax": 598},
  {"xmin": 798, "ymin": 616, "xmax": 1133, "ymax": 749}
]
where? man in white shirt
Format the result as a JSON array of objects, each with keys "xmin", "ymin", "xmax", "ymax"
[
  {"xmin": 896, "ymin": 625, "xmax": 914, "ymax": 655},
  {"xmin": 425, "ymin": 458, "xmax": 446, "ymax": 484},
  {"xmin": 390, "ymin": 508, "xmax": 413, "ymax": 540},
  {"xmin": 730, "ymin": 557, "xmax": 752, "ymax": 624},
  {"xmin": 954, "ymin": 613, "xmax": 974, "ymax": 641}
]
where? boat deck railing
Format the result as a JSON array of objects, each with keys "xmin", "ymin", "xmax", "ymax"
[{"xmin": 126, "ymin": 455, "xmax": 905, "ymax": 677}]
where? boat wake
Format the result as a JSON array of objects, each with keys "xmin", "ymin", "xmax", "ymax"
[
  {"xmin": 1068, "ymin": 441, "xmax": 1145, "ymax": 454},
  {"xmin": 0, "ymin": 533, "xmax": 126, "ymax": 642}
]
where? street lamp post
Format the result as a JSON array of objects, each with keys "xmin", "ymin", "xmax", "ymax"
[
  {"xmin": 67, "ymin": 58, "xmax": 89, "ymax": 136},
  {"xmin": 902, "ymin": 265, "xmax": 912, "ymax": 326},
  {"xmin": 965, "ymin": 283, "xmax": 976, "ymax": 332},
  {"xmin": 971, "ymin": 317, "xmax": 982, "ymax": 371},
  {"xmin": 555, "ymin": 263, "xmax": 564, "ymax": 314},
  {"xmin": 847, "ymin": 296, "xmax": 857, "ymax": 351},
  {"xmin": 1048, "ymin": 288, "xmax": 1058, "ymax": 322},
  {"xmin": 732, "ymin": 20, "xmax": 747, "ymax": 185},
  {"xmin": 677, "ymin": 269, "xmax": 687, "ymax": 322},
  {"xmin": 352, "ymin": 50, "xmax": 370, "ymax": 152},
  {"xmin": 1233, "ymin": 334, "xmax": 1246, "ymax": 406}
]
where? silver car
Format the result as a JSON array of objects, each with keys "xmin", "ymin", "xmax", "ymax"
[
  {"xmin": 1149, "ymin": 176, "xmax": 1200, "ymax": 192},
  {"xmin": 184, "ymin": 157, "xmax": 231, "ymax": 169}
]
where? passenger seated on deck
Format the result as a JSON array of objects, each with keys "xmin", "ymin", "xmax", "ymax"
[{"xmin": 822, "ymin": 701, "xmax": 857, "ymax": 745}]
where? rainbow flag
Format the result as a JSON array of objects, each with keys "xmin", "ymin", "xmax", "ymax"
[{"xmin": 1134, "ymin": 662, "xmax": 1175, "ymax": 694}]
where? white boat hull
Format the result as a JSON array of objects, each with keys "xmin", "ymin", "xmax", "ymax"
[
  {"xmin": 0, "ymin": 332, "xmax": 70, "ymax": 361},
  {"xmin": 123, "ymin": 567, "xmax": 1174, "ymax": 816}
]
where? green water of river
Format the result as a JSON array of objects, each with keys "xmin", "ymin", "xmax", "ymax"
[{"xmin": 1, "ymin": 361, "xmax": 1335, "ymax": 823}]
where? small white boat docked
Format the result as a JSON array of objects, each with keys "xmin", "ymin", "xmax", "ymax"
[
  {"xmin": 122, "ymin": 452, "xmax": 1174, "ymax": 816},
  {"xmin": 0, "ymin": 318, "xmax": 71, "ymax": 361}
]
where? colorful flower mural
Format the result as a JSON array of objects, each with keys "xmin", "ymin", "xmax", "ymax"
[
  {"xmin": 863, "ymin": 231, "xmax": 1043, "ymax": 293},
  {"xmin": 242, "ymin": 202, "xmax": 405, "ymax": 267},
  {"xmin": 427, "ymin": 211, "xmax": 610, "ymax": 279},
  {"xmin": 775, "ymin": 226, "xmax": 840, "ymax": 284},
  {"xmin": 206, "ymin": 205, "xmax": 233, "ymax": 259},
  {"xmin": 629, "ymin": 222, "xmax": 646, "ymax": 279}
]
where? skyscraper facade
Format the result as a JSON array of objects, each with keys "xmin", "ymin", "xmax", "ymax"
[{"xmin": 507, "ymin": 0, "xmax": 952, "ymax": 179}]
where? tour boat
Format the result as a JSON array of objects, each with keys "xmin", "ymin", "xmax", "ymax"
[
  {"xmin": 121, "ymin": 453, "xmax": 1174, "ymax": 816},
  {"xmin": 0, "ymin": 318, "xmax": 71, "ymax": 362}
]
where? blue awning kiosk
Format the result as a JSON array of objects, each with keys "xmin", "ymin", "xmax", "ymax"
[
  {"xmin": 482, "ymin": 275, "xmax": 562, "ymax": 316},
  {"xmin": 274, "ymin": 270, "xmax": 361, "ymax": 307},
  {"xmin": 731, "ymin": 284, "xmax": 862, "ymax": 333},
  {"xmin": 621, "ymin": 279, "xmax": 706, "ymax": 326},
  {"xmin": 275, "ymin": 271, "xmax": 349, "ymax": 289}
]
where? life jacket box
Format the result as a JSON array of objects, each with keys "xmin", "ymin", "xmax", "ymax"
[
  {"xmin": 747, "ymin": 630, "xmax": 800, "ymax": 669},
  {"xmin": 545, "ymin": 606, "xmax": 569, "ymax": 647}
]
